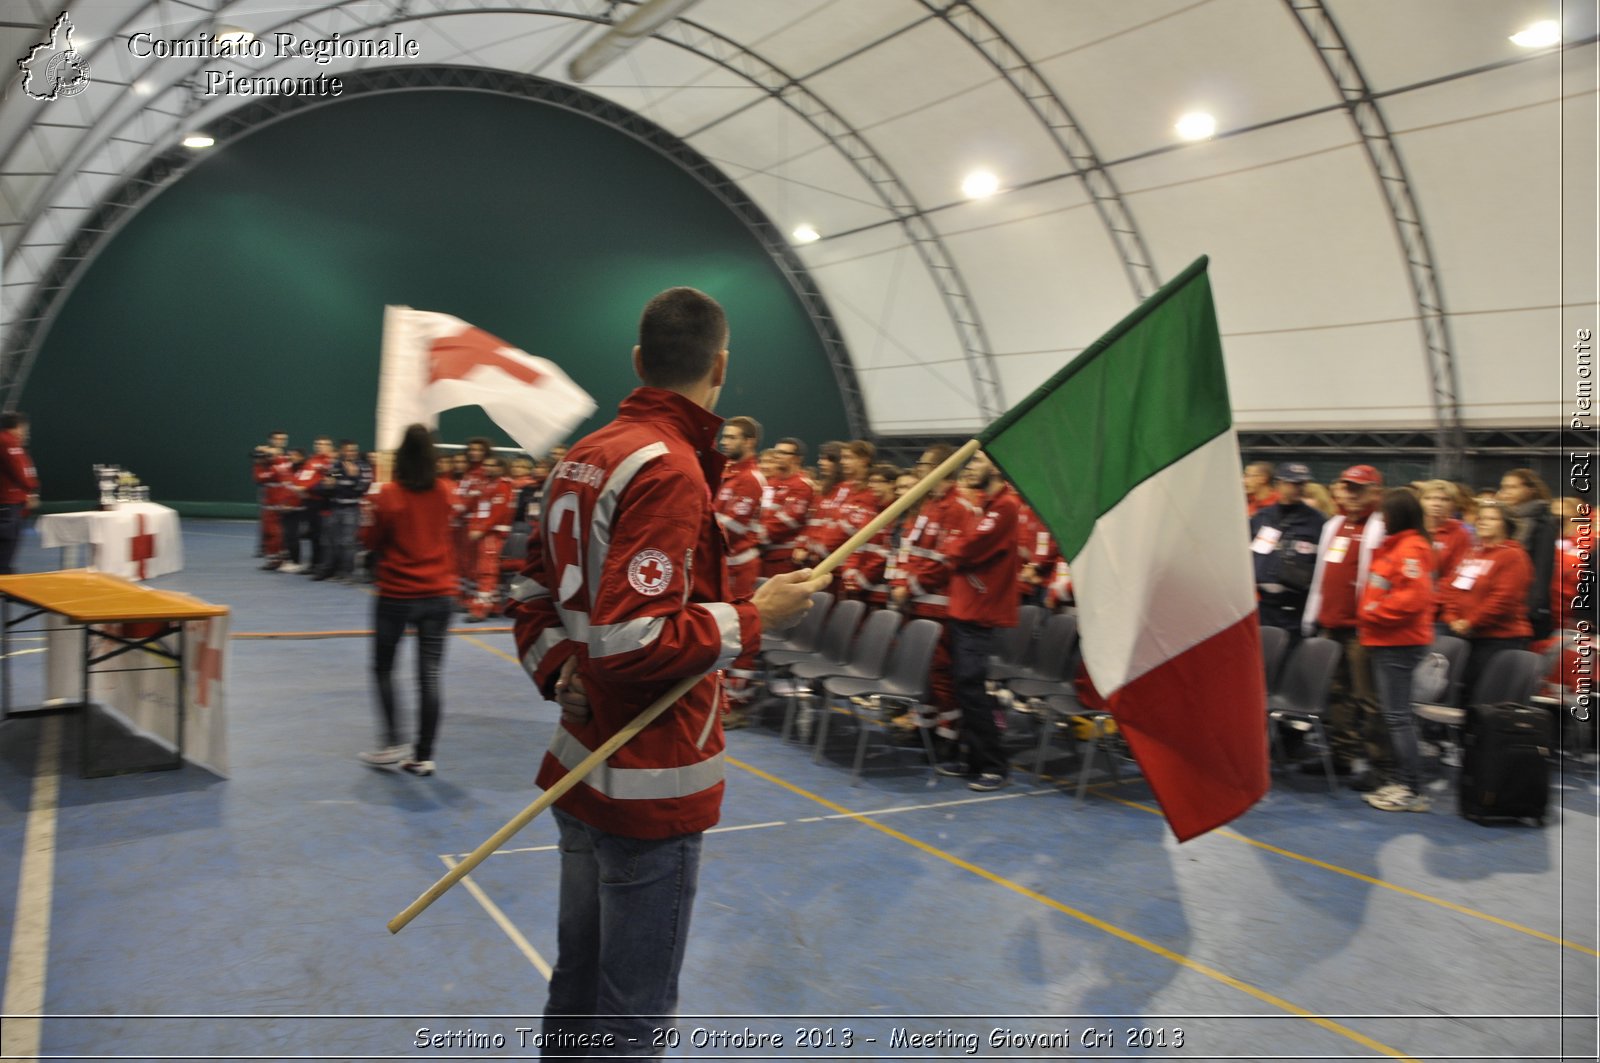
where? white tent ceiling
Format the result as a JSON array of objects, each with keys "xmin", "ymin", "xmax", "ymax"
[{"xmin": 1, "ymin": 0, "xmax": 1594, "ymax": 438}]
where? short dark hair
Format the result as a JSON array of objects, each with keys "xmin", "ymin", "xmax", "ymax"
[
  {"xmin": 1380, "ymin": 487, "xmax": 1426, "ymax": 538},
  {"xmin": 0, "ymin": 412, "xmax": 25, "ymax": 431},
  {"xmin": 777, "ymin": 437, "xmax": 805, "ymax": 459},
  {"xmin": 338, "ymin": 438, "xmax": 357, "ymax": 449},
  {"xmin": 394, "ymin": 424, "xmax": 439, "ymax": 492},
  {"xmin": 725, "ymin": 416, "xmax": 761, "ymax": 447},
  {"xmin": 637, "ymin": 287, "xmax": 727, "ymax": 389}
]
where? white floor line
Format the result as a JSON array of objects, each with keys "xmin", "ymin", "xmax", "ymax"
[
  {"xmin": 437, "ymin": 855, "xmax": 552, "ymax": 981},
  {"xmin": 451, "ymin": 793, "xmax": 1053, "ymax": 860},
  {"xmin": 1, "ymin": 714, "xmax": 62, "ymax": 1062}
]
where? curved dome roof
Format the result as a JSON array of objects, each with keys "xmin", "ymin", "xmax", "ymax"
[{"xmin": 2, "ymin": 0, "xmax": 1593, "ymax": 439}]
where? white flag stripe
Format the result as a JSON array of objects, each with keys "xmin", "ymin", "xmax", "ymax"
[{"xmin": 1072, "ymin": 430, "xmax": 1256, "ymax": 695}]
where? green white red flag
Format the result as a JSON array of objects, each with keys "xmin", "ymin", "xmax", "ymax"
[{"xmin": 980, "ymin": 256, "xmax": 1268, "ymax": 841}]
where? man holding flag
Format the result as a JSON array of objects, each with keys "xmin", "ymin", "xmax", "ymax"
[
  {"xmin": 506, "ymin": 287, "xmax": 825, "ymax": 1055},
  {"xmin": 936, "ymin": 450, "xmax": 1021, "ymax": 791}
]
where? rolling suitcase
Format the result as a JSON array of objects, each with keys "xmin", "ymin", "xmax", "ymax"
[{"xmin": 1458, "ymin": 702, "xmax": 1553, "ymax": 826}]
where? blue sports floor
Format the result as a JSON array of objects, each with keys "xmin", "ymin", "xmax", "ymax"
[{"xmin": 0, "ymin": 520, "xmax": 1595, "ymax": 1061}]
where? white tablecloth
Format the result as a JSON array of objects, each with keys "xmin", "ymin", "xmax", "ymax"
[{"xmin": 36, "ymin": 502, "xmax": 183, "ymax": 580}]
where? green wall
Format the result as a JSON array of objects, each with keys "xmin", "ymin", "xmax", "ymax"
[{"xmin": 25, "ymin": 89, "xmax": 849, "ymax": 512}]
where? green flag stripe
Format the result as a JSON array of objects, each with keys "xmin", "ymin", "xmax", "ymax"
[{"xmin": 981, "ymin": 256, "xmax": 1232, "ymax": 560}]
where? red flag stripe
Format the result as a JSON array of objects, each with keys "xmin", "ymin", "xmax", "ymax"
[{"xmin": 1106, "ymin": 615, "xmax": 1269, "ymax": 842}]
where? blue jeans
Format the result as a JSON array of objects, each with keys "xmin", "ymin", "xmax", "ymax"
[
  {"xmin": 1370, "ymin": 644, "xmax": 1427, "ymax": 791},
  {"xmin": 371, "ymin": 595, "xmax": 450, "ymax": 759},
  {"xmin": 324, "ymin": 505, "xmax": 361, "ymax": 576},
  {"xmin": 543, "ymin": 808, "xmax": 702, "ymax": 1059}
]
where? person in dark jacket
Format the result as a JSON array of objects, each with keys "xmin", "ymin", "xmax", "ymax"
[
  {"xmin": 1249, "ymin": 462, "xmax": 1328, "ymax": 639},
  {"xmin": 315, "ymin": 439, "xmax": 373, "ymax": 582},
  {"xmin": 1499, "ymin": 467, "xmax": 1557, "ymax": 641}
]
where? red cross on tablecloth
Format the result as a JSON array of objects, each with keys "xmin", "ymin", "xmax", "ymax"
[
  {"xmin": 128, "ymin": 513, "xmax": 156, "ymax": 580},
  {"xmin": 194, "ymin": 634, "xmax": 223, "ymax": 707},
  {"xmin": 637, "ymin": 558, "xmax": 664, "ymax": 584}
]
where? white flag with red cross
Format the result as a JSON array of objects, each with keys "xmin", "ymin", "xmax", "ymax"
[{"xmin": 377, "ymin": 306, "xmax": 596, "ymax": 454}]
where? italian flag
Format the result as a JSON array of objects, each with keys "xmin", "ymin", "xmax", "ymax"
[{"xmin": 982, "ymin": 256, "xmax": 1267, "ymax": 842}]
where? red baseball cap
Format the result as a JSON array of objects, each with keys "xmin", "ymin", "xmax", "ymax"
[{"xmin": 1337, "ymin": 465, "xmax": 1383, "ymax": 486}]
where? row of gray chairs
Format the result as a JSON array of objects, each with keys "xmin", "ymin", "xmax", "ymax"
[
  {"xmin": 1269, "ymin": 631, "xmax": 1546, "ymax": 793},
  {"xmin": 759, "ymin": 593, "xmax": 943, "ymax": 783}
]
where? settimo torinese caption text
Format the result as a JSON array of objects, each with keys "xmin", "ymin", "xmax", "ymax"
[{"xmin": 129, "ymin": 30, "xmax": 422, "ymax": 97}]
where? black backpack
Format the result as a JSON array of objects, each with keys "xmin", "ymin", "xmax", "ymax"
[{"xmin": 1458, "ymin": 702, "xmax": 1553, "ymax": 826}]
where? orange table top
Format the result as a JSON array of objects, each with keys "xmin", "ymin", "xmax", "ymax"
[{"xmin": 0, "ymin": 569, "xmax": 228, "ymax": 624}]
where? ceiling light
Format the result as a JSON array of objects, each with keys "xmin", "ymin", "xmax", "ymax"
[
  {"xmin": 792, "ymin": 224, "xmax": 820, "ymax": 244},
  {"xmin": 132, "ymin": 80, "xmax": 154, "ymax": 97},
  {"xmin": 961, "ymin": 169, "xmax": 1000, "ymax": 199},
  {"xmin": 1175, "ymin": 111, "xmax": 1217, "ymax": 141},
  {"xmin": 1510, "ymin": 20, "xmax": 1561, "ymax": 48},
  {"xmin": 214, "ymin": 26, "xmax": 255, "ymax": 46},
  {"xmin": 182, "ymin": 134, "xmax": 215, "ymax": 149}
]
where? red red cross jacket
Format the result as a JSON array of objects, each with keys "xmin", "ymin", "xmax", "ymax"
[
  {"xmin": 944, "ymin": 484, "xmax": 1021, "ymax": 628},
  {"xmin": 0, "ymin": 430, "xmax": 38, "ymax": 506},
  {"xmin": 508, "ymin": 388, "xmax": 760, "ymax": 840},
  {"xmin": 1357, "ymin": 529, "xmax": 1435, "ymax": 647},
  {"xmin": 257, "ymin": 455, "xmax": 297, "ymax": 510},
  {"xmin": 466, "ymin": 477, "xmax": 516, "ymax": 536},
  {"xmin": 714, "ymin": 455, "xmax": 765, "ymax": 594},
  {"xmin": 1016, "ymin": 502, "xmax": 1060, "ymax": 601},
  {"xmin": 890, "ymin": 489, "xmax": 970, "ymax": 618},
  {"xmin": 760, "ymin": 472, "xmax": 813, "ymax": 571},
  {"xmin": 1438, "ymin": 539, "xmax": 1534, "ymax": 640},
  {"xmin": 841, "ymin": 511, "xmax": 894, "ymax": 604}
]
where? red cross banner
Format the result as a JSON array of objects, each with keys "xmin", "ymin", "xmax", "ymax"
[
  {"xmin": 43, "ymin": 611, "xmax": 231, "ymax": 777},
  {"xmin": 377, "ymin": 306, "xmax": 596, "ymax": 454}
]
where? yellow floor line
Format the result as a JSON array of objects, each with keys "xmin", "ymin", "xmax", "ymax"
[
  {"xmin": 727, "ymin": 755, "xmax": 1420, "ymax": 1063},
  {"xmin": 438, "ymin": 854, "xmax": 552, "ymax": 981},
  {"xmin": 1, "ymin": 715, "xmax": 62, "ymax": 1061},
  {"xmin": 460, "ymin": 633, "xmax": 520, "ymax": 665},
  {"xmin": 1089, "ymin": 789, "xmax": 1600, "ymax": 958}
]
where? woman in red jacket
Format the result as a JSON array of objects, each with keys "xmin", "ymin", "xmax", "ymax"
[
  {"xmin": 1358, "ymin": 489, "xmax": 1436, "ymax": 813},
  {"xmin": 358, "ymin": 424, "xmax": 458, "ymax": 776},
  {"xmin": 1440, "ymin": 501, "xmax": 1533, "ymax": 697}
]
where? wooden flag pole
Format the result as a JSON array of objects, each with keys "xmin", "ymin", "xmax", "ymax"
[{"xmin": 386, "ymin": 437, "xmax": 982, "ymax": 934}]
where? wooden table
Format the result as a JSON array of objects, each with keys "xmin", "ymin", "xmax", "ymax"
[{"xmin": 0, "ymin": 570, "xmax": 228, "ymax": 777}]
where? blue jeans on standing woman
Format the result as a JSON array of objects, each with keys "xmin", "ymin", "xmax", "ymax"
[
  {"xmin": 1369, "ymin": 643, "xmax": 1427, "ymax": 791},
  {"xmin": 542, "ymin": 808, "xmax": 702, "ymax": 1059},
  {"xmin": 371, "ymin": 595, "xmax": 450, "ymax": 760}
]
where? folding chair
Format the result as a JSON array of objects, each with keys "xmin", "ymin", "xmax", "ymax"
[
  {"xmin": 794, "ymin": 609, "xmax": 902, "ymax": 757},
  {"xmin": 771, "ymin": 599, "xmax": 864, "ymax": 741},
  {"xmin": 1266, "ymin": 636, "xmax": 1344, "ymax": 791},
  {"xmin": 987, "ymin": 604, "xmax": 1044, "ymax": 681},
  {"xmin": 818, "ymin": 619, "xmax": 943, "ymax": 783},
  {"xmin": 1259, "ymin": 625, "xmax": 1290, "ymax": 694},
  {"xmin": 1417, "ymin": 645, "xmax": 1540, "ymax": 764}
]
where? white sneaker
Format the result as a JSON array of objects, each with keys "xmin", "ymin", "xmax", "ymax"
[
  {"xmin": 359, "ymin": 744, "xmax": 408, "ymax": 767},
  {"xmin": 1365, "ymin": 785, "xmax": 1431, "ymax": 813},
  {"xmin": 279, "ymin": 562, "xmax": 305, "ymax": 574},
  {"xmin": 401, "ymin": 759, "xmax": 435, "ymax": 776}
]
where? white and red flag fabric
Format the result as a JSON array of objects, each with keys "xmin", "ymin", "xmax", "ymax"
[{"xmin": 377, "ymin": 306, "xmax": 596, "ymax": 454}]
